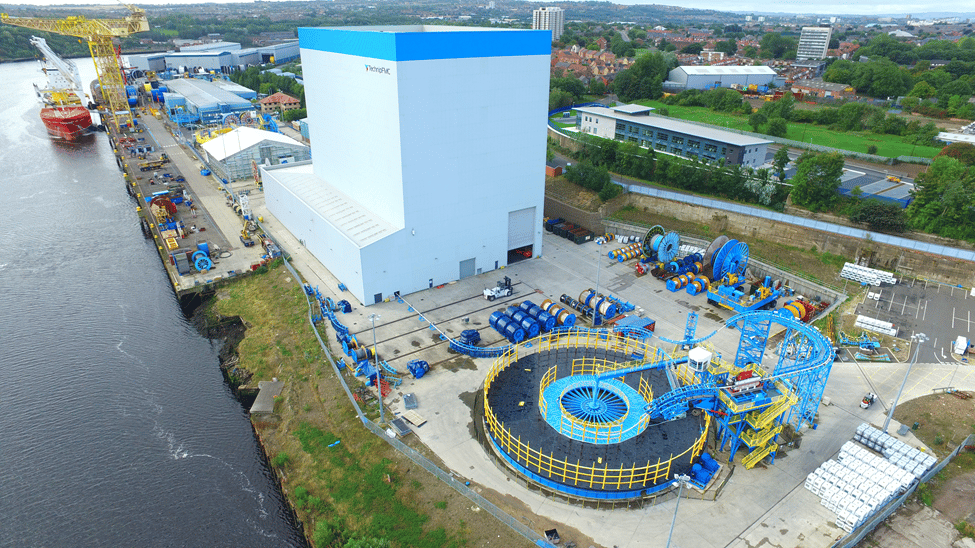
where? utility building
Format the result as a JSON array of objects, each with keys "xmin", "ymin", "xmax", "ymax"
[
  {"xmin": 532, "ymin": 7, "xmax": 565, "ymax": 41},
  {"xmin": 797, "ymin": 27, "xmax": 832, "ymax": 60},
  {"xmin": 261, "ymin": 26, "xmax": 551, "ymax": 305},
  {"xmin": 666, "ymin": 65, "xmax": 778, "ymax": 91}
]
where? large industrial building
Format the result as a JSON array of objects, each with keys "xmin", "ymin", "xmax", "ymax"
[
  {"xmin": 201, "ymin": 127, "xmax": 310, "ymax": 182},
  {"xmin": 666, "ymin": 65, "xmax": 779, "ymax": 91},
  {"xmin": 162, "ymin": 78, "xmax": 255, "ymax": 125},
  {"xmin": 261, "ymin": 26, "xmax": 551, "ymax": 305},
  {"xmin": 797, "ymin": 27, "xmax": 833, "ymax": 60},
  {"xmin": 128, "ymin": 41, "xmax": 299, "ymax": 74},
  {"xmin": 532, "ymin": 6, "xmax": 565, "ymax": 41},
  {"xmin": 576, "ymin": 104, "xmax": 772, "ymax": 167}
]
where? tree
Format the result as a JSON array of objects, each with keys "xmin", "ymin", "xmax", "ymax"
[
  {"xmin": 588, "ymin": 78, "xmax": 606, "ymax": 95},
  {"xmin": 766, "ymin": 117, "xmax": 788, "ymax": 137},
  {"xmin": 908, "ymin": 81, "xmax": 937, "ymax": 98},
  {"xmin": 549, "ymin": 89, "xmax": 573, "ymax": 111},
  {"xmin": 748, "ymin": 111, "xmax": 768, "ymax": 132},
  {"xmin": 680, "ymin": 43, "xmax": 704, "ymax": 55},
  {"xmin": 344, "ymin": 538, "xmax": 390, "ymax": 548},
  {"xmin": 773, "ymin": 147, "xmax": 790, "ymax": 181},
  {"xmin": 936, "ymin": 142, "xmax": 975, "ymax": 166},
  {"xmin": 612, "ymin": 51, "xmax": 672, "ymax": 102},
  {"xmin": 715, "ymin": 38, "xmax": 738, "ymax": 56},
  {"xmin": 742, "ymin": 46, "xmax": 759, "ymax": 58},
  {"xmin": 789, "ymin": 152, "xmax": 845, "ymax": 211},
  {"xmin": 906, "ymin": 156, "xmax": 975, "ymax": 240},
  {"xmin": 850, "ymin": 200, "xmax": 908, "ymax": 232}
]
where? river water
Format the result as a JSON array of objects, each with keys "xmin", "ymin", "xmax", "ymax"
[{"xmin": 0, "ymin": 59, "xmax": 305, "ymax": 547}]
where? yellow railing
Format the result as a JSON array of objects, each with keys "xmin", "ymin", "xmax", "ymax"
[
  {"xmin": 746, "ymin": 388, "xmax": 798, "ymax": 430},
  {"xmin": 638, "ymin": 376, "xmax": 654, "ymax": 402},
  {"xmin": 742, "ymin": 441, "xmax": 777, "ymax": 469},
  {"xmin": 538, "ymin": 365, "xmax": 558, "ymax": 418},
  {"xmin": 484, "ymin": 331, "xmax": 710, "ymax": 491},
  {"xmin": 739, "ymin": 424, "xmax": 782, "ymax": 448}
]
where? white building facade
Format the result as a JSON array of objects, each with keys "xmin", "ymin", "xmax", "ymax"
[
  {"xmin": 532, "ymin": 7, "xmax": 565, "ymax": 41},
  {"xmin": 262, "ymin": 26, "xmax": 551, "ymax": 305},
  {"xmin": 797, "ymin": 27, "xmax": 833, "ymax": 60}
]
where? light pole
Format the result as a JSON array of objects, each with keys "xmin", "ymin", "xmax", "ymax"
[
  {"xmin": 883, "ymin": 333, "xmax": 927, "ymax": 433},
  {"xmin": 594, "ymin": 249, "xmax": 602, "ymax": 326},
  {"xmin": 369, "ymin": 313, "xmax": 383, "ymax": 424},
  {"xmin": 666, "ymin": 473, "xmax": 691, "ymax": 548}
]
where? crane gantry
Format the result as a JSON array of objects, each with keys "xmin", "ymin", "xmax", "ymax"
[{"xmin": 1, "ymin": 4, "xmax": 149, "ymax": 131}]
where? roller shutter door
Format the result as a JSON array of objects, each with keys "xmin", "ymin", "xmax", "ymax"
[{"xmin": 507, "ymin": 207, "xmax": 535, "ymax": 250}]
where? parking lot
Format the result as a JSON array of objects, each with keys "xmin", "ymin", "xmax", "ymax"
[{"xmin": 854, "ymin": 277, "xmax": 975, "ymax": 361}]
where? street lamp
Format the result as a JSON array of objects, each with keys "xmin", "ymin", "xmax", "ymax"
[
  {"xmin": 666, "ymin": 473, "xmax": 691, "ymax": 548},
  {"xmin": 594, "ymin": 249, "xmax": 603, "ymax": 326},
  {"xmin": 883, "ymin": 332, "xmax": 927, "ymax": 433},
  {"xmin": 369, "ymin": 313, "xmax": 384, "ymax": 424}
]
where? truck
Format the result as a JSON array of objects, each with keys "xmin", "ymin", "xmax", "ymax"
[
  {"xmin": 483, "ymin": 276, "xmax": 512, "ymax": 301},
  {"xmin": 954, "ymin": 336, "xmax": 969, "ymax": 355}
]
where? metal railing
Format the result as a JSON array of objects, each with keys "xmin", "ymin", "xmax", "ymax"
[{"xmin": 830, "ymin": 434, "xmax": 975, "ymax": 548}]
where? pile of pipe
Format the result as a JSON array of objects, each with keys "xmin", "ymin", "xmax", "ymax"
[
  {"xmin": 666, "ymin": 272, "xmax": 697, "ymax": 292},
  {"xmin": 608, "ymin": 242, "xmax": 643, "ymax": 262},
  {"xmin": 664, "ymin": 253, "xmax": 704, "ymax": 276},
  {"xmin": 539, "ymin": 299, "xmax": 577, "ymax": 327},
  {"xmin": 778, "ymin": 299, "xmax": 814, "ymax": 322},
  {"xmin": 517, "ymin": 301, "xmax": 557, "ymax": 332},
  {"xmin": 686, "ymin": 275, "xmax": 711, "ymax": 296},
  {"xmin": 578, "ymin": 289, "xmax": 619, "ymax": 319},
  {"xmin": 595, "ymin": 233, "xmax": 639, "ymax": 245}
]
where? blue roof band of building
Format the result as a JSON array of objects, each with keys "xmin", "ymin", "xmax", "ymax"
[{"xmin": 298, "ymin": 25, "xmax": 552, "ymax": 61}]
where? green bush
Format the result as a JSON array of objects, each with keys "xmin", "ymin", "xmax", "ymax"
[
  {"xmin": 867, "ymin": 145, "xmax": 878, "ymax": 155},
  {"xmin": 271, "ymin": 451, "xmax": 291, "ymax": 468}
]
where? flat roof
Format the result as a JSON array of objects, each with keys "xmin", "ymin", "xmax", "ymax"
[
  {"xmin": 201, "ymin": 127, "xmax": 306, "ymax": 162},
  {"xmin": 674, "ymin": 65, "xmax": 777, "ymax": 76},
  {"xmin": 263, "ymin": 163, "xmax": 396, "ymax": 248},
  {"xmin": 576, "ymin": 106, "xmax": 773, "ymax": 147},
  {"xmin": 612, "ymin": 104, "xmax": 654, "ymax": 115},
  {"xmin": 938, "ymin": 132, "xmax": 975, "ymax": 144}
]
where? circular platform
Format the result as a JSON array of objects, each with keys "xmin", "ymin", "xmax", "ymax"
[{"xmin": 482, "ymin": 330, "xmax": 707, "ymax": 501}]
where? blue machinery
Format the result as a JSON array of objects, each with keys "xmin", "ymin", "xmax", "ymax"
[{"xmin": 483, "ymin": 309, "xmax": 834, "ymax": 501}]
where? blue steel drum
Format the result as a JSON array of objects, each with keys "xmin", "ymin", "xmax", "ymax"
[{"xmin": 519, "ymin": 300, "xmax": 534, "ymax": 312}]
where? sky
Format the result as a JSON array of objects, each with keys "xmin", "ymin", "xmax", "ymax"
[{"xmin": 4, "ymin": 0, "xmax": 973, "ymax": 17}]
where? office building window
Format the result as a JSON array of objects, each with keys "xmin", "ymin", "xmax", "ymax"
[
  {"xmin": 704, "ymin": 143, "xmax": 717, "ymax": 153},
  {"xmin": 657, "ymin": 132, "xmax": 668, "ymax": 140},
  {"xmin": 688, "ymin": 140, "xmax": 700, "ymax": 149},
  {"xmin": 616, "ymin": 123, "xmax": 626, "ymax": 132},
  {"xmin": 671, "ymin": 136, "xmax": 684, "ymax": 145}
]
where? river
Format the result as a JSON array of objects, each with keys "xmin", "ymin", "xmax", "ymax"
[{"xmin": 0, "ymin": 58, "xmax": 306, "ymax": 547}]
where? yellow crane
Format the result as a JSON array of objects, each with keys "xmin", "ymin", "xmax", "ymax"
[{"xmin": 1, "ymin": 4, "xmax": 149, "ymax": 131}]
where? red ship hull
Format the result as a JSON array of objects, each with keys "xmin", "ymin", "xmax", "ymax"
[{"xmin": 40, "ymin": 106, "xmax": 94, "ymax": 141}]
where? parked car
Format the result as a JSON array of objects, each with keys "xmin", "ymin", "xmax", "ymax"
[{"xmin": 860, "ymin": 393, "xmax": 876, "ymax": 409}]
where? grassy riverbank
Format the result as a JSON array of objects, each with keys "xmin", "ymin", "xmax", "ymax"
[{"xmin": 209, "ymin": 261, "xmax": 532, "ymax": 548}]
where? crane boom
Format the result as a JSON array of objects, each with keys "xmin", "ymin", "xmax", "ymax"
[
  {"xmin": 30, "ymin": 35, "xmax": 85, "ymax": 98},
  {"xmin": 1, "ymin": 6, "xmax": 149, "ymax": 131}
]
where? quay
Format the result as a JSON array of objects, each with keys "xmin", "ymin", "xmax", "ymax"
[{"xmin": 108, "ymin": 109, "xmax": 272, "ymax": 296}]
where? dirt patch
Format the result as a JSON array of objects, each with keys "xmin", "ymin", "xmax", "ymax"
[
  {"xmin": 934, "ymin": 468, "xmax": 975, "ymax": 524},
  {"xmin": 545, "ymin": 176, "xmax": 602, "ymax": 212},
  {"xmin": 894, "ymin": 392, "xmax": 975, "ymax": 457}
]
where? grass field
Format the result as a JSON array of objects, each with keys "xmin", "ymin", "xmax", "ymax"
[
  {"xmin": 634, "ymin": 99, "xmax": 942, "ymax": 159},
  {"xmin": 212, "ymin": 262, "xmax": 533, "ymax": 548}
]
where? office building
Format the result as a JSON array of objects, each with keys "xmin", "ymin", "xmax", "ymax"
[
  {"xmin": 532, "ymin": 7, "xmax": 565, "ymax": 41},
  {"xmin": 576, "ymin": 104, "xmax": 772, "ymax": 167},
  {"xmin": 797, "ymin": 27, "xmax": 832, "ymax": 60}
]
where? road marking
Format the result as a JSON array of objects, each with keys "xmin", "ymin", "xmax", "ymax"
[
  {"xmin": 953, "ymin": 308, "xmax": 956, "ymax": 330},
  {"xmin": 922, "ymin": 300, "xmax": 927, "ymax": 321},
  {"xmin": 900, "ymin": 297, "xmax": 907, "ymax": 315}
]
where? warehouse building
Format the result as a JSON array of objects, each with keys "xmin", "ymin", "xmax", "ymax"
[
  {"xmin": 162, "ymin": 78, "xmax": 255, "ymax": 125},
  {"xmin": 666, "ymin": 65, "xmax": 779, "ymax": 91},
  {"xmin": 261, "ymin": 26, "xmax": 550, "ymax": 305},
  {"xmin": 201, "ymin": 127, "xmax": 310, "ymax": 182},
  {"xmin": 576, "ymin": 104, "xmax": 772, "ymax": 167}
]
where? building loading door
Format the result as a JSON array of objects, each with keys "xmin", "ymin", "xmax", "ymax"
[
  {"xmin": 507, "ymin": 207, "xmax": 535, "ymax": 250},
  {"xmin": 459, "ymin": 258, "xmax": 476, "ymax": 280}
]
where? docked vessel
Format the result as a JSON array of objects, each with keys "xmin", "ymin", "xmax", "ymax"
[{"xmin": 30, "ymin": 36, "xmax": 95, "ymax": 141}]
